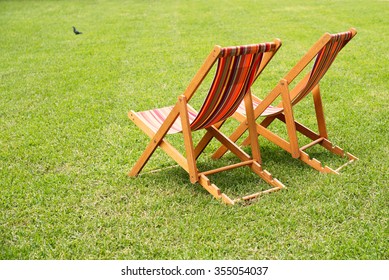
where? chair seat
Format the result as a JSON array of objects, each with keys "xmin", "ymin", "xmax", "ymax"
[
  {"xmin": 137, "ymin": 100, "xmax": 283, "ymax": 135},
  {"xmin": 236, "ymin": 99, "xmax": 284, "ymax": 117},
  {"xmin": 135, "ymin": 106, "xmax": 198, "ymax": 134}
]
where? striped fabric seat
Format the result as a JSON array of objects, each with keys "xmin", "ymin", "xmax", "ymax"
[
  {"xmin": 136, "ymin": 43, "xmax": 275, "ymax": 134},
  {"xmin": 136, "ymin": 106, "xmax": 197, "ymax": 134},
  {"xmin": 236, "ymin": 99, "xmax": 284, "ymax": 117},
  {"xmin": 292, "ymin": 31, "xmax": 353, "ymax": 105},
  {"xmin": 235, "ymin": 31, "xmax": 353, "ymax": 119},
  {"xmin": 236, "ymin": 100, "xmax": 284, "ymax": 116},
  {"xmin": 190, "ymin": 43, "xmax": 274, "ymax": 130}
]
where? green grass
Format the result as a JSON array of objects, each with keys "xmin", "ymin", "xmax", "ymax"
[{"xmin": 0, "ymin": 0, "xmax": 387, "ymax": 259}]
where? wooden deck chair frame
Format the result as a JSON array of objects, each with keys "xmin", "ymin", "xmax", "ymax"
[
  {"xmin": 129, "ymin": 40, "xmax": 285, "ymax": 205},
  {"xmin": 213, "ymin": 28, "xmax": 358, "ymax": 174}
]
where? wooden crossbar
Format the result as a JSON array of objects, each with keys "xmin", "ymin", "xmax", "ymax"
[
  {"xmin": 239, "ymin": 184, "xmax": 284, "ymax": 202},
  {"xmin": 300, "ymin": 137, "xmax": 325, "ymax": 151},
  {"xmin": 201, "ymin": 160, "xmax": 255, "ymax": 176}
]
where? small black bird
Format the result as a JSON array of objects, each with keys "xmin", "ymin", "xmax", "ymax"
[{"xmin": 72, "ymin": 26, "xmax": 83, "ymax": 35}]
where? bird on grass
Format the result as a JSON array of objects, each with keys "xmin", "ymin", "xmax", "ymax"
[{"xmin": 72, "ymin": 26, "xmax": 83, "ymax": 35}]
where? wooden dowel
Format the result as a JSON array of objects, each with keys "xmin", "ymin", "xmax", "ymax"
[
  {"xmin": 300, "ymin": 137, "xmax": 324, "ymax": 151},
  {"xmin": 201, "ymin": 160, "xmax": 255, "ymax": 176},
  {"xmin": 335, "ymin": 159, "xmax": 356, "ymax": 173}
]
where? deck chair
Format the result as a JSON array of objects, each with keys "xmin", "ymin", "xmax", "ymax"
[
  {"xmin": 213, "ymin": 29, "xmax": 358, "ymax": 174},
  {"xmin": 128, "ymin": 40, "xmax": 285, "ymax": 204}
]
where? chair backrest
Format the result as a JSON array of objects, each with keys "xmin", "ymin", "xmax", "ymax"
[
  {"xmin": 190, "ymin": 42, "xmax": 277, "ymax": 131},
  {"xmin": 287, "ymin": 29, "xmax": 356, "ymax": 105}
]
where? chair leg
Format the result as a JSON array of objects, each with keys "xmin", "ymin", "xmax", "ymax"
[
  {"xmin": 280, "ymin": 80, "xmax": 300, "ymax": 158},
  {"xmin": 129, "ymin": 139, "xmax": 160, "ymax": 177},
  {"xmin": 178, "ymin": 96, "xmax": 198, "ymax": 183},
  {"xmin": 243, "ymin": 91, "xmax": 262, "ymax": 163},
  {"xmin": 240, "ymin": 115, "xmax": 276, "ymax": 147},
  {"xmin": 312, "ymin": 85, "xmax": 328, "ymax": 138}
]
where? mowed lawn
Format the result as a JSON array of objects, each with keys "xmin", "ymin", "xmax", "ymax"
[{"xmin": 0, "ymin": 0, "xmax": 387, "ymax": 259}]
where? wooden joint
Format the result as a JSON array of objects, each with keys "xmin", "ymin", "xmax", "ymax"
[
  {"xmin": 190, "ymin": 175, "xmax": 198, "ymax": 184},
  {"xmin": 280, "ymin": 78, "xmax": 289, "ymax": 86},
  {"xmin": 346, "ymin": 152, "xmax": 358, "ymax": 161},
  {"xmin": 128, "ymin": 111, "xmax": 136, "ymax": 121}
]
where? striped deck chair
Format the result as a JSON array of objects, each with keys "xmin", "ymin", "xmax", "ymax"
[
  {"xmin": 213, "ymin": 28, "xmax": 358, "ymax": 174},
  {"xmin": 129, "ymin": 39, "xmax": 284, "ymax": 204}
]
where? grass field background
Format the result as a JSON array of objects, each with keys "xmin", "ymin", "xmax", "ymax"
[{"xmin": 0, "ymin": 0, "xmax": 387, "ymax": 259}]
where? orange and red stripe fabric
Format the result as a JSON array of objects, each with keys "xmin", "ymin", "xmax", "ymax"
[
  {"xmin": 190, "ymin": 43, "xmax": 273, "ymax": 130},
  {"xmin": 292, "ymin": 31, "xmax": 353, "ymax": 105},
  {"xmin": 135, "ymin": 42, "xmax": 275, "ymax": 134}
]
